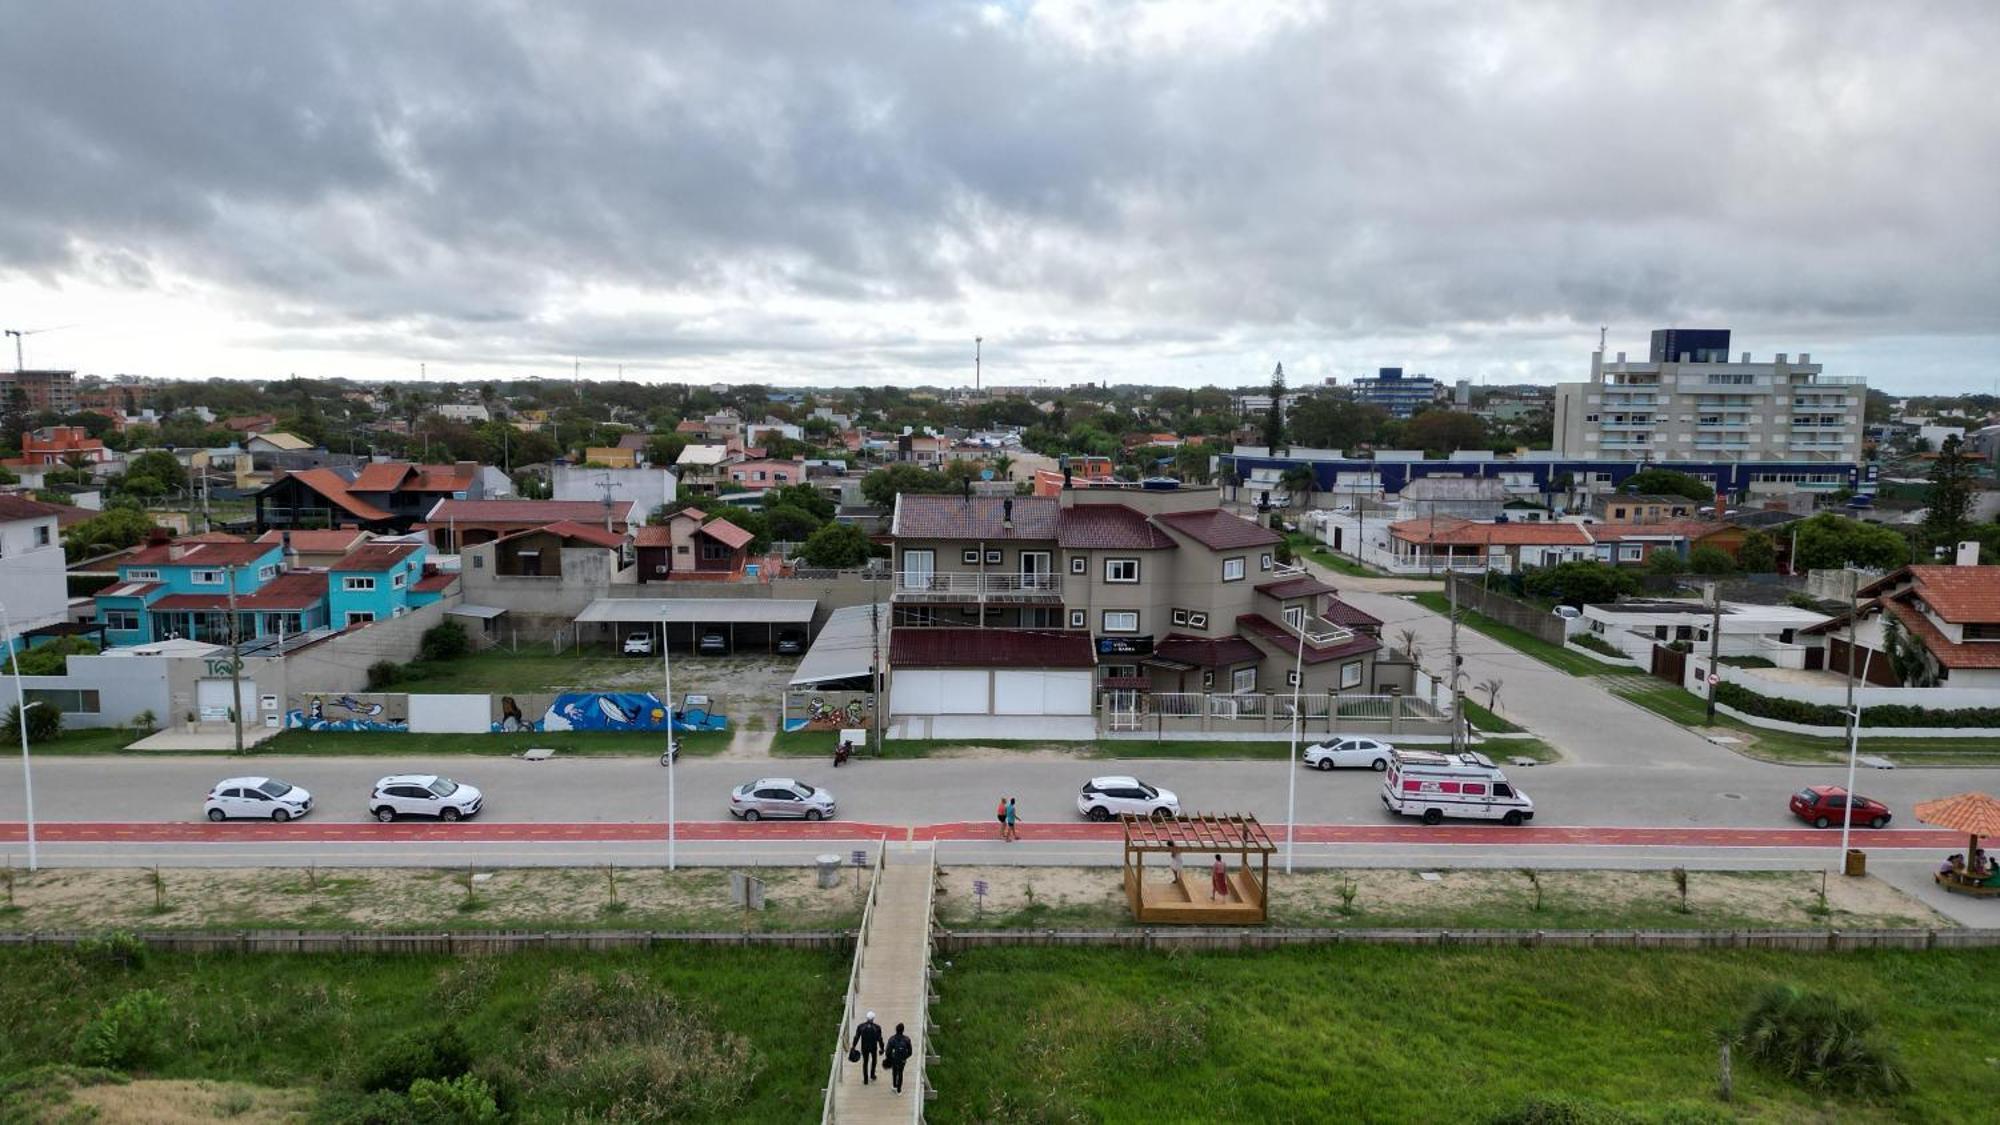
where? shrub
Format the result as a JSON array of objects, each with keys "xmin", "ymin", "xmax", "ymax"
[
  {"xmin": 1522, "ymin": 560, "xmax": 1637, "ymax": 607},
  {"xmin": 1687, "ymin": 545, "xmax": 1736, "ymax": 575},
  {"xmin": 1714, "ymin": 680, "xmax": 2000, "ymax": 729},
  {"xmin": 1737, "ymin": 984, "xmax": 1908, "ymax": 1096},
  {"xmin": 132, "ymin": 709, "xmax": 159, "ymax": 734},
  {"xmin": 418, "ymin": 621, "xmax": 470, "ymax": 663},
  {"xmin": 1571, "ymin": 634, "xmax": 1623, "ymax": 658},
  {"xmin": 315, "ymin": 1089, "xmax": 418, "ymax": 1125},
  {"xmin": 1486, "ymin": 1096, "xmax": 1641, "ymax": 1125},
  {"xmin": 5, "ymin": 636, "xmax": 98, "ymax": 676},
  {"xmin": 1, "ymin": 702, "xmax": 63, "ymax": 744},
  {"xmin": 73, "ymin": 989, "xmax": 171, "ymax": 1068},
  {"xmin": 366, "ymin": 661, "xmax": 406, "ymax": 690},
  {"xmin": 408, "ymin": 1074, "xmax": 502, "ymax": 1124},
  {"xmin": 356, "ymin": 1025, "xmax": 474, "ymax": 1094},
  {"xmin": 1644, "ymin": 550, "xmax": 1686, "ymax": 578},
  {"xmin": 522, "ymin": 970, "xmax": 760, "ymax": 1119},
  {"xmin": 73, "ymin": 931, "xmax": 149, "ymax": 971}
]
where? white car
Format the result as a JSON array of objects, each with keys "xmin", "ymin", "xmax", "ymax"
[
  {"xmin": 623, "ymin": 631, "xmax": 654, "ymax": 655},
  {"xmin": 204, "ymin": 776, "xmax": 312, "ymax": 822},
  {"xmin": 1303, "ymin": 736, "xmax": 1395, "ymax": 772},
  {"xmin": 1076, "ymin": 776, "xmax": 1181, "ymax": 822},
  {"xmin": 729, "ymin": 777, "xmax": 835, "ymax": 821},
  {"xmin": 1551, "ymin": 605, "xmax": 1582, "ymax": 620},
  {"xmin": 369, "ymin": 774, "xmax": 484, "ymax": 822}
]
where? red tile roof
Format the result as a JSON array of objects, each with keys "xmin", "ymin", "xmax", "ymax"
[
  {"xmin": 257, "ymin": 529, "xmax": 370, "ymax": 552},
  {"xmin": 1256, "ymin": 575, "xmax": 1339, "ymax": 600},
  {"xmin": 889, "ymin": 628, "xmax": 1096, "ymax": 669},
  {"xmin": 351, "ymin": 461, "xmax": 476, "ymax": 493},
  {"xmin": 1587, "ymin": 520, "xmax": 1714, "ymax": 542},
  {"xmin": 632, "ymin": 525, "xmax": 673, "ymax": 547},
  {"xmin": 349, "ymin": 462, "xmax": 413, "ymax": 491},
  {"xmin": 412, "ymin": 572, "xmax": 458, "ymax": 593},
  {"xmin": 124, "ymin": 540, "xmax": 280, "ymax": 567},
  {"xmin": 893, "ymin": 495, "xmax": 1060, "ymax": 540},
  {"xmin": 1154, "ymin": 508, "xmax": 1282, "ymax": 550},
  {"xmin": 278, "ymin": 468, "xmax": 395, "ymax": 522},
  {"xmin": 492, "ymin": 520, "xmax": 628, "ymax": 549},
  {"xmin": 331, "ymin": 544, "xmax": 422, "ymax": 572},
  {"xmin": 428, "ymin": 498, "xmax": 636, "ymax": 524},
  {"xmin": 1884, "ymin": 599, "xmax": 2000, "ymax": 669},
  {"xmin": 1236, "ymin": 613, "xmax": 1381, "ymax": 664},
  {"xmin": 0, "ymin": 494, "xmax": 74, "ymax": 521},
  {"xmin": 1903, "ymin": 565, "xmax": 2000, "ymax": 624},
  {"xmin": 700, "ymin": 518, "xmax": 754, "ymax": 551},
  {"xmin": 1321, "ymin": 598, "xmax": 1383, "ymax": 629},
  {"xmin": 1389, "ymin": 516, "xmax": 1593, "ymax": 547},
  {"xmin": 1056, "ymin": 505, "xmax": 1178, "ymax": 550},
  {"xmin": 1152, "ymin": 633, "xmax": 1265, "ymax": 668},
  {"xmin": 239, "ymin": 572, "xmax": 329, "ymax": 610}
]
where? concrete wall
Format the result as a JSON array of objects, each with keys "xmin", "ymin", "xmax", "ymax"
[
  {"xmin": 1688, "ymin": 657, "xmax": 2000, "ymax": 710},
  {"xmin": 1446, "ymin": 573, "xmax": 1569, "ymax": 645},
  {"xmin": 552, "ymin": 465, "xmax": 676, "ymax": 521},
  {"xmin": 281, "ymin": 600, "xmax": 453, "ymax": 695},
  {"xmin": 0, "ymin": 652, "xmax": 174, "ymax": 728},
  {"xmin": 0, "ymin": 533, "xmax": 69, "ymax": 634}
]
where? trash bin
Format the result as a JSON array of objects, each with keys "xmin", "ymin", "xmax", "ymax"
[
  {"xmin": 817, "ymin": 854, "xmax": 843, "ymax": 889},
  {"xmin": 1844, "ymin": 848, "xmax": 1867, "ymax": 877}
]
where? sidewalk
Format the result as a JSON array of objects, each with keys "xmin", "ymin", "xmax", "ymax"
[{"xmin": 833, "ymin": 850, "xmax": 932, "ymax": 1122}]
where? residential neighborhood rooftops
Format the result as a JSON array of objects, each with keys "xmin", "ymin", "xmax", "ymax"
[
  {"xmin": 427, "ymin": 498, "xmax": 637, "ymax": 524},
  {"xmin": 1880, "ymin": 565, "xmax": 2000, "ymax": 624},
  {"xmin": 257, "ymin": 529, "xmax": 371, "ymax": 552},
  {"xmin": 277, "ymin": 468, "xmax": 394, "ymax": 522},
  {"xmin": 1388, "ymin": 516, "xmax": 1594, "ymax": 546},
  {"xmin": 1319, "ymin": 598, "xmax": 1383, "ymax": 629},
  {"xmin": 1586, "ymin": 520, "xmax": 1717, "ymax": 542},
  {"xmin": 0, "ymin": 494, "xmax": 70, "ymax": 521},
  {"xmin": 329, "ymin": 544, "xmax": 422, "ymax": 572},
  {"xmin": 1153, "ymin": 507, "xmax": 1282, "ymax": 549},
  {"xmin": 412, "ymin": 572, "xmax": 458, "ymax": 593},
  {"xmin": 891, "ymin": 494, "xmax": 1061, "ymax": 540},
  {"xmin": 1055, "ymin": 504, "xmax": 1178, "ymax": 550},
  {"xmin": 700, "ymin": 518, "xmax": 755, "ymax": 551},
  {"xmin": 493, "ymin": 520, "xmax": 628, "ymax": 549},
  {"xmin": 890, "ymin": 627, "xmax": 1096, "ymax": 669},
  {"xmin": 124, "ymin": 540, "xmax": 277, "ymax": 567},
  {"xmin": 1236, "ymin": 613, "xmax": 1380, "ymax": 663}
]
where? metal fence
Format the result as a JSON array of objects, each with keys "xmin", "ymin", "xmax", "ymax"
[{"xmin": 936, "ymin": 926, "xmax": 2000, "ymax": 954}]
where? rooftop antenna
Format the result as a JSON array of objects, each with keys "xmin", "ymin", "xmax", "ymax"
[
  {"xmin": 1597, "ymin": 326, "xmax": 1607, "ymax": 352},
  {"xmin": 3, "ymin": 325, "xmax": 72, "ymax": 372}
]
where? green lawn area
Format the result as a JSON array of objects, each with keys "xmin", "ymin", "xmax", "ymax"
[
  {"xmin": 377, "ymin": 650, "xmax": 643, "ymax": 692},
  {"xmin": 0, "ymin": 946, "xmax": 842, "ymax": 1122},
  {"xmin": 1612, "ymin": 683, "xmax": 2000, "ymax": 765},
  {"xmin": 931, "ymin": 946, "xmax": 2000, "ymax": 1123},
  {"xmin": 1458, "ymin": 696, "xmax": 1524, "ymax": 734},
  {"xmin": 1477, "ymin": 736, "xmax": 1559, "ymax": 763},
  {"xmin": 1413, "ymin": 592, "xmax": 1627, "ymax": 676},
  {"xmin": 1285, "ymin": 533, "xmax": 1390, "ymax": 578},
  {"xmin": 20, "ymin": 727, "xmax": 144, "ymax": 755}
]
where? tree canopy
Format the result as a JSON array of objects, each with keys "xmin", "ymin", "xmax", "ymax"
[{"xmin": 1620, "ymin": 468, "xmax": 1715, "ymax": 505}]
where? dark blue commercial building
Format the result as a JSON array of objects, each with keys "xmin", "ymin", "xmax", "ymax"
[
  {"xmin": 1219, "ymin": 449, "xmax": 1863, "ymax": 500},
  {"xmin": 1649, "ymin": 328, "xmax": 1733, "ymax": 364}
]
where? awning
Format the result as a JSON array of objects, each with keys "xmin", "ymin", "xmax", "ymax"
[
  {"xmin": 576, "ymin": 597, "xmax": 818, "ymax": 625},
  {"xmin": 789, "ymin": 602, "xmax": 888, "ymax": 687},
  {"xmin": 446, "ymin": 604, "xmax": 508, "ymax": 620}
]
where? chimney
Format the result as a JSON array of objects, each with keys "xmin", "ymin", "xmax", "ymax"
[
  {"xmin": 282, "ymin": 530, "xmax": 297, "ymax": 568},
  {"xmin": 167, "ymin": 544, "xmax": 187, "ymax": 562},
  {"xmin": 1957, "ymin": 541, "xmax": 1980, "ymax": 567},
  {"xmin": 145, "ymin": 528, "xmax": 171, "ymax": 548}
]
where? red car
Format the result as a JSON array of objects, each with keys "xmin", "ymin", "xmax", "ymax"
[{"xmin": 1789, "ymin": 786, "xmax": 1892, "ymax": 830}]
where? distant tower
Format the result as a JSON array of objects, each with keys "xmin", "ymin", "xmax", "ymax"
[{"xmin": 975, "ymin": 337, "xmax": 983, "ymax": 393}]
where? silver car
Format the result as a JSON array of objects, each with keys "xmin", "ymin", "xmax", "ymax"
[
  {"xmin": 204, "ymin": 776, "xmax": 312, "ymax": 822},
  {"xmin": 369, "ymin": 774, "xmax": 484, "ymax": 822},
  {"xmin": 728, "ymin": 777, "xmax": 835, "ymax": 821}
]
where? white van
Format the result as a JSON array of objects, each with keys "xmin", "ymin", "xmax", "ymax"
[{"xmin": 1380, "ymin": 749, "xmax": 1534, "ymax": 826}]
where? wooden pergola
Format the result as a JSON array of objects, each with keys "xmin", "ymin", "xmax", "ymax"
[{"xmin": 1121, "ymin": 813, "xmax": 1276, "ymax": 925}]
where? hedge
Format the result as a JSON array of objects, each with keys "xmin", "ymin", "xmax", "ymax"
[{"xmin": 1714, "ymin": 680, "xmax": 2000, "ymax": 729}]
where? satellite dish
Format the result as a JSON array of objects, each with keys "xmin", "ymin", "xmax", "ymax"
[{"xmin": 980, "ymin": 469, "xmax": 995, "ymax": 480}]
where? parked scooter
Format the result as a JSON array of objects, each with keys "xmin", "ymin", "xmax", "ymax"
[{"xmin": 833, "ymin": 740, "xmax": 852, "ymax": 767}]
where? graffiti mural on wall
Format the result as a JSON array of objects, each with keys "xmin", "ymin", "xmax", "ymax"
[
  {"xmin": 783, "ymin": 692, "xmax": 874, "ymax": 733},
  {"xmin": 492, "ymin": 692, "xmax": 729, "ymax": 733},
  {"xmin": 286, "ymin": 693, "xmax": 410, "ymax": 732}
]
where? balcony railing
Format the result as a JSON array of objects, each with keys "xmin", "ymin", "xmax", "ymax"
[{"xmin": 892, "ymin": 571, "xmax": 1064, "ymax": 600}]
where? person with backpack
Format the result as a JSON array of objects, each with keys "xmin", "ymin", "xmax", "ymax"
[
  {"xmin": 885, "ymin": 1022, "xmax": 914, "ymax": 1093},
  {"xmin": 851, "ymin": 1010, "xmax": 884, "ymax": 1084}
]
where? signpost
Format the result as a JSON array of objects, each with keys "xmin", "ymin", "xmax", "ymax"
[{"xmin": 973, "ymin": 878, "xmax": 989, "ymax": 917}]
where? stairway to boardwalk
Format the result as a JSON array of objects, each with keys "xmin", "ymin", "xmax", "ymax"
[{"xmin": 826, "ymin": 845, "xmax": 936, "ymax": 1124}]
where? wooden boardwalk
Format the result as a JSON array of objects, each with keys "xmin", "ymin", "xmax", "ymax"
[{"xmin": 830, "ymin": 847, "xmax": 934, "ymax": 1124}]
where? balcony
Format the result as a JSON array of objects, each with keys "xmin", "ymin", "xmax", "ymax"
[{"xmin": 892, "ymin": 571, "xmax": 1064, "ymax": 603}]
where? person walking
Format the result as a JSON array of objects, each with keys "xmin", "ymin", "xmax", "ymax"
[
  {"xmin": 885, "ymin": 1022, "xmax": 914, "ymax": 1094},
  {"xmin": 1167, "ymin": 843, "xmax": 1184, "ymax": 885},
  {"xmin": 1210, "ymin": 854, "xmax": 1228, "ymax": 901},
  {"xmin": 1005, "ymin": 796, "xmax": 1019, "ymax": 842},
  {"xmin": 851, "ymin": 1010, "xmax": 884, "ymax": 1085},
  {"xmin": 995, "ymin": 796, "xmax": 1009, "ymax": 841}
]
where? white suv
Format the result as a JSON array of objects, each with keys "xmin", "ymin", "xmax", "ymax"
[
  {"xmin": 369, "ymin": 774, "xmax": 484, "ymax": 822},
  {"xmin": 623, "ymin": 631, "xmax": 654, "ymax": 655},
  {"xmin": 1303, "ymin": 736, "xmax": 1395, "ymax": 772},
  {"xmin": 1076, "ymin": 776, "xmax": 1181, "ymax": 822},
  {"xmin": 204, "ymin": 776, "xmax": 312, "ymax": 822}
]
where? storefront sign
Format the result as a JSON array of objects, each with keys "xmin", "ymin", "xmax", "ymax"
[{"xmin": 1095, "ymin": 635, "xmax": 1154, "ymax": 657}]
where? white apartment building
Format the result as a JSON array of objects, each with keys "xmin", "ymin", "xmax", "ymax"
[
  {"xmin": 0, "ymin": 495, "xmax": 73, "ymax": 638},
  {"xmin": 1553, "ymin": 335, "xmax": 1864, "ymax": 464}
]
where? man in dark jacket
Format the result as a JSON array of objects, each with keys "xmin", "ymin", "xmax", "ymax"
[
  {"xmin": 851, "ymin": 1010, "xmax": 884, "ymax": 1084},
  {"xmin": 885, "ymin": 1022, "xmax": 914, "ymax": 1093}
]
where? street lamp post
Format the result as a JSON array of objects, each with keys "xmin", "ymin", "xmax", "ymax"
[
  {"xmin": 3, "ymin": 604, "xmax": 38, "ymax": 871},
  {"xmin": 1284, "ymin": 614, "xmax": 1308, "ymax": 875},
  {"xmin": 662, "ymin": 617, "xmax": 676, "ymax": 872}
]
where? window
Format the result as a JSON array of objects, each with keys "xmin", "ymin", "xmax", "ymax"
[
  {"xmin": 192, "ymin": 569, "xmax": 224, "ymax": 585},
  {"xmin": 1619, "ymin": 545, "xmax": 1642, "ymax": 561},
  {"xmin": 127, "ymin": 568, "xmax": 160, "ymax": 581},
  {"xmin": 1187, "ymin": 612, "xmax": 1208, "ymax": 629},
  {"xmin": 1339, "ymin": 660, "xmax": 1364, "ymax": 689},
  {"xmin": 1105, "ymin": 558, "xmax": 1139, "ymax": 583},
  {"xmin": 700, "ymin": 540, "xmax": 733, "ymax": 561},
  {"xmin": 962, "ymin": 548, "xmax": 980, "ymax": 565},
  {"xmin": 258, "ymin": 564, "xmax": 278, "ymax": 580},
  {"xmin": 1102, "ymin": 610, "xmax": 1139, "ymax": 633},
  {"xmin": 1202, "ymin": 670, "xmax": 1214, "ymax": 688},
  {"xmin": 343, "ymin": 576, "xmax": 376, "ymax": 592},
  {"xmin": 1222, "ymin": 557, "xmax": 1245, "ymax": 581},
  {"xmin": 1172, "ymin": 609, "xmax": 1189, "ymax": 626},
  {"xmin": 269, "ymin": 613, "xmax": 302, "ymax": 634},
  {"xmin": 392, "ymin": 571, "xmax": 407, "ymax": 588},
  {"xmin": 346, "ymin": 611, "xmax": 375, "ymax": 625},
  {"xmin": 1068, "ymin": 609, "xmax": 1086, "ymax": 629},
  {"xmin": 34, "ymin": 525, "xmax": 50, "ymax": 547},
  {"xmin": 985, "ymin": 549, "xmax": 1002, "ymax": 565},
  {"xmin": 1286, "ymin": 670, "xmax": 1299, "ymax": 687},
  {"xmin": 471, "ymin": 555, "xmax": 484, "ymax": 569},
  {"xmin": 25, "ymin": 689, "xmax": 100, "ymax": 715},
  {"xmin": 1284, "ymin": 605, "xmax": 1305, "ymax": 629},
  {"xmin": 1070, "ymin": 556, "xmax": 1086, "ymax": 574},
  {"xmin": 1261, "ymin": 554, "xmax": 1273, "ymax": 570},
  {"xmin": 1231, "ymin": 667, "xmax": 1256, "ymax": 693},
  {"xmin": 675, "ymin": 544, "xmax": 690, "ymax": 555},
  {"xmin": 103, "ymin": 609, "xmax": 140, "ymax": 632}
]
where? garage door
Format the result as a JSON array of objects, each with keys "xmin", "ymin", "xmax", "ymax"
[
  {"xmin": 993, "ymin": 670, "xmax": 1093, "ymax": 715},
  {"xmin": 890, "ymin": 669, "xmax": 990, "ymax": 715},
  {"xmin": 196, "ymin": 679, "xmax": 237, "ymax": 721}
]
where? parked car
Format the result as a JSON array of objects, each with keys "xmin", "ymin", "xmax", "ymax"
[
  {"xmin": 623, "ymin": 631, "xmax": 654, "ymax": 655},
  {"xmin": 729, "ymin": 777, "xmax": 835, "ymax": 821},
  {"xmin": 1789, "ymin": 785, "xmax": 1892, "ymax": 830},
  {"xmin": 369, "ymin": 774, "xmax": 484, "ymax": 822},
  {"xmin": 204, "ymin": 776, "xmax": 312, "ymax": 822},
  {"xmin": 1076, "ymin": 776, "xmax": 1181, "ymax": 822},
  {"xmin": 776, "ymin": 629, "xmax": 806, "ymax": 656},
  {"xmin": 1302, "ymin": 736, "xmax": 1395, "ymax": 772},
  {"xmin": 699, "ymin": 630, "xmax": 729, "ymax": 655},
  {"xmin": 1551, "ymin": 605, "xmax": 1582, "ymax": 621}
]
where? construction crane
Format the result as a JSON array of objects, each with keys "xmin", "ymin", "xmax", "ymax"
[{"xmin": 3, "ymin": 325, "xmax": 71, "ymax": 371}]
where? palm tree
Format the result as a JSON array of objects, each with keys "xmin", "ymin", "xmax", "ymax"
[
  {"xmin": 1279, "ymin": 465, "xmax": 1315, "ymax": 510},
  {"xmin": 1396, "ymin": 627, "xmax": 1424, "ymax": 666},
  {"xmin": 1476, "ymin": 678, "xmax": 1503, "ymax": 711}
]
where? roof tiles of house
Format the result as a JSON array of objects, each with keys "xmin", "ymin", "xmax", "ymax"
[
  {"xmin": 701, "ymin": 518, "xmax": 754, "ymax": 551},
  {"xmin": 0, "ymin": 494, "xmax": 72, "ymax": 521},
  {"xmin": 125, "ymin": 540, "xmax": 278, "ymax": 567},
  {"xmin": 1152, "ymin": 633, "xmax": 1265, "ymax": 668},
  {"xmin": 631, "ymin": 525, "xmax": 672, "ymax": 547},
  {"xmin": 1587, "ymin": 520, "xmax": 1717, "ymax": 542},
  {"xmin": 890, "ymin": 627, "xmax": 1096, "ymax": 669},
  {"xmin": 428, "ymin": 498, "xmax": 636, "ymax": 524},
  {"xmin": 1902, "ymin": 565, "xmax": 2000, "ymax": 623},
  {"xmin": 892, "ymin": 494, "xmax": 1060, "ymax": 540},
  {"xmin": 412, "ymin": 572, "xmax": 458, "ymax": 593},
  {"xmin": 151, "ymin": 572, "xmax": 328, "ymax": 611},
  {"xmin": 1055, "ymin": 504, "xmax": 1179, "ymax": 549},
  {"xmin": 1320, "ymin": 598, "xmax": 1383, "ymax": 629},
  {"xmin": 280, "ymin": 468, "xmax": 394, "ymax": 521},
  {"xmin": 1236, "ymin": 613, "xmax": 1381, "ymax": 664},
  {"xmin": 180, "ymin": 531, "xmax": 248, "ymax": 544},
  {"xmin": 1389, "ymin": 516, "xmax": 1594, "ymax": 546},
  {"xmin": 616, "ymin": 433, "xmax": 650, "ymax": 450},
  {"xmin": 1154, "ymin": 507, "xmax": 1283, "ymax": 549},
  {"xmin": 331, "ymin": 544, "xmax": 423, "ymax": 572},
  {"xmin": 1884, "ymin": 599, "xmax": 2000, "ymax": 669},
  {"xmin": 494, "ymin": 519, "xmax": 627, "ymax": 549},
  {"xmin": 352, "ymin": 461, "xmax": 476, "ymax": 493},
  {"xmin": 257, "ymin": 529, "xmax": 370, "ymax": 551},
  {"xmin": 1255, "ymin": 575, "xmax": 1339, "ymax": 600}
]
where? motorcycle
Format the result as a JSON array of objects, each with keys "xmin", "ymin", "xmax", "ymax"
[{"xmin": 833, "ymin": 741, "xmax": 852, "ymax": 767}]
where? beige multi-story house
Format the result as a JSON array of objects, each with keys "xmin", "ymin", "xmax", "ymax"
[{"xmin": 886, "ymin": 487, "xmax": 1383, "ymax": 725}]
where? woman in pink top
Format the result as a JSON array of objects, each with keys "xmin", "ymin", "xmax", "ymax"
[{"xmin": 1210, "ymin": 854, "xmax": 1228, "ymax": 901}]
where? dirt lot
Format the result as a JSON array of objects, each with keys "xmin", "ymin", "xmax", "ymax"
[
  {"xmin": 932, "ymin": 865, "xmax": 1953, "ymax": 931},
  {"xmin": 0, "ymin": 865, "xmax": 863, "ymax": 933}
]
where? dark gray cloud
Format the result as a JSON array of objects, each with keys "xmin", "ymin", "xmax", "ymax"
[{"xmin": 1, "ymin": 0, "xmax": 1996, "ymax": 390}]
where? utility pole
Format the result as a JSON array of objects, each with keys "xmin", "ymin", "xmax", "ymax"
[
  {"xmin": 663, "ymin": 612, "xmax": 676, "ymax": 871},
  {"xmin": 870, "ymin": 569, "xmax": 883, "ymax": 756},
  {"xmin": 227, "ymin": 568, "xmax": 244, "ymax": 756},
  {"xmin": 1704, "ymin": 581, "xmax": 1723, "ymax": 723},
  {"xmin": 974, "ymin": 336, "xmax": 982, "ymax": 394},
  {"xmin": 1448, "ymin": 573, "xmax": 1465, "ymax": 755},
  {"xmin": 1838, "ymin": 569, "xmax": 1864, "ymax": 868},
  {"xmin": 4, "ymin": 603, "xmax": 39, "ymax": 871}
]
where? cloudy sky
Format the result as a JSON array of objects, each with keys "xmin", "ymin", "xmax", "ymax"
[{"xmin": 2, "ymin": 1, "xmax": 1996, "ymax": 393}]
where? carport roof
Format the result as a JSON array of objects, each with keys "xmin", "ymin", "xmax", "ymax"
[
  {"xmin": 890, "ymin": 627, "xmax": 1097, "ymax": 669},
  {"xmin": 576, "ymin": 597, "xmax": 817, "ymax": 625},
  {"xmin": 789, "ymin": 602, "xmax": 889, "ymax": 687}
]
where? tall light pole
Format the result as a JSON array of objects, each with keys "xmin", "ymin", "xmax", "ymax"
[
  {"xmin": 662, "ymin": 613, "xmax": 676, "ymax": 871},
  {"xmin": 1284, "ymin": 613, "xmax": 1308, "ymax": 875},
  {"xmin": 3, "ymin": 604, "xmax": 38, "ymax": 871}
]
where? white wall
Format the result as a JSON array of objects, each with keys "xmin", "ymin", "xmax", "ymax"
[
  {"xmin": 552, "ymin": 466, "xmax": 677, "ymax": 523},
  {"xmin": 1688, "ymin": 658, "xmax": 2000, "ymax": 710},
  {"xmin": 0, "ymin": 515, "xmax": 70, "ymax": 633},
  {"xmin": 0, "ymin": 652, "xmax": 173, "ymax": 728},
  {"xmin": 408, "ymin": 693, "xmax": 492, "ymax": 733}
]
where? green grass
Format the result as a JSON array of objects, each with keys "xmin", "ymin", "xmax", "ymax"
[
  {"xmin": 931, "ymin": 946, "xmax": 2000, "ymax": 1123},
  {"xmin": 1413, "ymin": 592, "xmax": 1627, "ymax": 676},
  {"xmin": 17, "ymin": 728, "xmax": 143, "ymax": 755},
  {"xmin": 1478, "ymin": 736, "xmax": 1560, "ymax": 763},
  {"xmin": 1285, "ymin": 533, "xmax": 1389, "ymax": 578},
  {"xmin": 0, "ymin": 946, "xmax": 842, "ymax": 1121},
  {"xmin": 1458, "ymin": 696, "xmax": 1524, "ymax": 734},
  {"xmin": 1612, "ymin": 683, "xmax": 2000, "ymax": 765}
]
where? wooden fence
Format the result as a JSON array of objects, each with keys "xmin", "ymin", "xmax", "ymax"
[
  {"xmin": 0, "ymin": 929, "xmax": 851, "ymax": 955},
  {"xmin": 937, "ymin": 926, "xmax": 2000, "ymax": 954}
]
